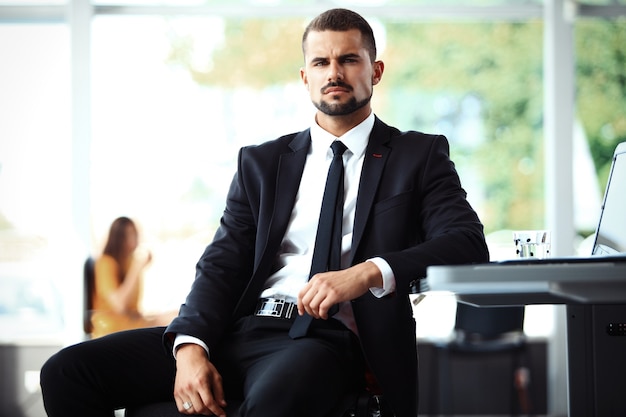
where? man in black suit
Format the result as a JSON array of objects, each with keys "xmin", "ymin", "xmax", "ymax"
[{"xmin": 41, "ymin": 8, "xmax": 488, "ymax": 417}]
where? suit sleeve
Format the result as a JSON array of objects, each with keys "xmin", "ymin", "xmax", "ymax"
[{"xmin": 375, "ymin": 135, "xmax": 489, "ymax": 296}]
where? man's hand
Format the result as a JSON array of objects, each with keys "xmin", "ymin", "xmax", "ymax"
[
  {"xmin": 174, "ymin": 344, "xmax": 227, "ymax": 416},
  {"xmin": 296, "ymin": 261, "xmax": 383, "ymax": 319}
]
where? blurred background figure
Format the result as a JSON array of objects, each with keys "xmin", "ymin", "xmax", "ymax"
[{"xmin": 89, "ymin": 216, "xmax": 178, "ymax": 338}]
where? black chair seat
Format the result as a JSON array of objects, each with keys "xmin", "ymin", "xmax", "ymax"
[
  {"xmin": 125, "ymin": 401, "xmax": 241, "ymax": 417},
  {"xmin": 125, "ymin": 392, "xmax": 393, "ymax": 417}
]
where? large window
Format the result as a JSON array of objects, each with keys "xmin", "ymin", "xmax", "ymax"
[
  {"xmin": 0, "ymin": 23, "xmax": 71, "ymax": 342},
  {"xmin": 92, "ymin": 16, "xmax": 548, "ymax": 234},
  {"xmin": 1, "ymin": 2, "xmax": 625, "ymax": 344},
  {"xmin": 86, "ymin": 14, "xmax": 554, "ymax": 337},
  {"xmin": 575, "ymin": 17, "xmax": 626, "ymax": 202}
]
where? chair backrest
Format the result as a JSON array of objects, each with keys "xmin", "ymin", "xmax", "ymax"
[
  {"xmin": 83, "ymin": 257, "xmax": 95, "ymax": 335},
  {"xmin": 454, "ymin": 303, "xmax": 525, "ymax": 341}
]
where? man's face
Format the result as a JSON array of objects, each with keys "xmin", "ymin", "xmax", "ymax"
[{"xmin": 301, "ymin": 29, "xmax": 383, "ymax": 117}]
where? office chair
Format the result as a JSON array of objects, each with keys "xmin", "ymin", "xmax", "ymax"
[
  {"xmin": 83, "ymin": 257, "xmax": 95, "ymax": 336},
  {"xmin": 125, "ymin": 384, "xmax": 393, "ymax": 417},
  {"xmin": 430, "ymin": 303, "xmax": 531, "ymax": 416}
]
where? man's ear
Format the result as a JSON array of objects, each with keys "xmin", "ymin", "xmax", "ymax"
[
  {"xmin": 372, "ymin": 60, "xmax": 384, "ymax": 86},
  {"xmin": 300, "ymin": 67, "xmax": 309, "ymax": 89}
]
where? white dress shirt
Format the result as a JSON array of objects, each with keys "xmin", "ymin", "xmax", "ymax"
[{"xmin": 174, "ymin": 112, "xmax": 395, "ymax": 355}]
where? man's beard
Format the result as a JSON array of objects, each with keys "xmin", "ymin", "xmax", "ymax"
[
  {"xmin": 314, "ymin": 95, "xmax": 371, "ymax": 116},
  {"xmin": 313, "ymin": 81, "xmax": 372, "ymax": 116}
]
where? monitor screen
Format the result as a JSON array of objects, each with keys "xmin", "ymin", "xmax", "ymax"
[{"xmin": 593, "ymin": 142, "xmax": 626, "ymax": 255}]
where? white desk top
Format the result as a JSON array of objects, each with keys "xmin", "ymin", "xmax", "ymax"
[{"xmin": 425, "ymin": 256, "xmax": 626, "ymax": 305}]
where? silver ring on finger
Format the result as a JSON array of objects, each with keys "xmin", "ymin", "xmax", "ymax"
[{"xmin": 183, "ymin": 401, "xmax": 193, "ymax": 410}]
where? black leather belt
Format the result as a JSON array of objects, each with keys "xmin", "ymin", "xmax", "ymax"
[{"xmin": 255, "ymin": 297, "xmax": 296, "ymax": 320}]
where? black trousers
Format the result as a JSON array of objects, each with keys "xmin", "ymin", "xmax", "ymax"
[{"xmin": 40, "ymin": 315, "xmax": 365, "ymax": 417}]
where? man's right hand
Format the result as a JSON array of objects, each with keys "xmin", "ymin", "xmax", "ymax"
[{"xmin": 174, "ymin": 343, "xmax": 227, "ymax": 416}]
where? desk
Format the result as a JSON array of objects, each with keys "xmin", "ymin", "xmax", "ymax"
[{"xmin": 426, "ymin": 259, "xmax": 626, "ymax": 417}]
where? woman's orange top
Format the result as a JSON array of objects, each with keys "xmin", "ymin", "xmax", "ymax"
[{"xmin": 90, "ymin": 254, "xmax": 149, "ymax": 338}]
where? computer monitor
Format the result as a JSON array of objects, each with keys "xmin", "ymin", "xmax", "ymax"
[{"xmin": 592, "ymin": 141, "xmax": 626, "ymax": 255}]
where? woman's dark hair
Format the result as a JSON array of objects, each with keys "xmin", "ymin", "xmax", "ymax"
[
  {"xmin": 103, "ymin": 216, "xmax": 136, "ymax": 268},
  {"xmin": 302, "ymin": 8, "xmax": 377, "ymax": 63}
]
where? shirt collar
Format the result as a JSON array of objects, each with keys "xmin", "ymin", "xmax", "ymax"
[{"xmin": 309, "ymin": 112, "xmax": 375, "ymax": 159}]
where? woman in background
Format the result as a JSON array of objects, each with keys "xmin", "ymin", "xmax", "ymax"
[{"xmin": 90, "ymin": 216, "xmax": 177, "ymax": 338}]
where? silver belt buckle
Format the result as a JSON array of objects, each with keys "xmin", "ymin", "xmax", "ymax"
[{"xmin": 256, "ymin": 298, "xmax": 294, "ymax": 319}]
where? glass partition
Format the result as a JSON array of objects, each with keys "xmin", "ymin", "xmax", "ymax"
[
  {"xmin": 575, "ymin": 17, "xmax": 626, "ymax": 200},
  {"xmin": 2, "ymin": 1, "xmax": 625, "ymax": 343},
  {"xmin": 88, "ymin": 14, "xmax": 548, "ymax": 334},
  {"xmin": 0, "ymin": 24, "xmax": 71, "ymax": 342},
  {"xmin": 90, "ymin": 0, "xmax": 543, "ymax": 5}
]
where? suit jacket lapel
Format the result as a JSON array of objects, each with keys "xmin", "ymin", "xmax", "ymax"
[
  {"xmin": 263, "ymin": 130, "xmax": 311, "ymax": 256},
  {"xmin": 234, "ymin": 130, "xmax": 310, "ymax": 318},
  {"xmin": 351, "ymin": 118, "xmax": 391, "ymax": 264}
]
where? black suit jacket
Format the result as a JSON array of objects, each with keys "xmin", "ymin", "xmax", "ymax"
[{"xmin": 165, "ymin": 117, "xmax": 489, "ymax": 417}]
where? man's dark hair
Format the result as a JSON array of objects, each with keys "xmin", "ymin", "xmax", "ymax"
[{"xmin": 302, "ymin": 8, "xmax": 377, "ymax": 63}]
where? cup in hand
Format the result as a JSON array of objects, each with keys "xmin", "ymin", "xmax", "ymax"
[{"xmin": 513, "ymin": 230, "xmax": 551, "ymax": 259}]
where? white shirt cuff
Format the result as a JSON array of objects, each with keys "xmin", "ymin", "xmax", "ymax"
[
  {"xmin": 173, "ymin": 334, "xmax": 210, "ymax": 359},
  {"xmin": 366, "ymin": 257, "xmax": 396, "ymax": 298}
]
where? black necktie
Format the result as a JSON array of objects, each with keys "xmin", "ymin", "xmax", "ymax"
[{"xmin": 289, "ymin": 140, "xmax": 347, "ymax": 339}]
